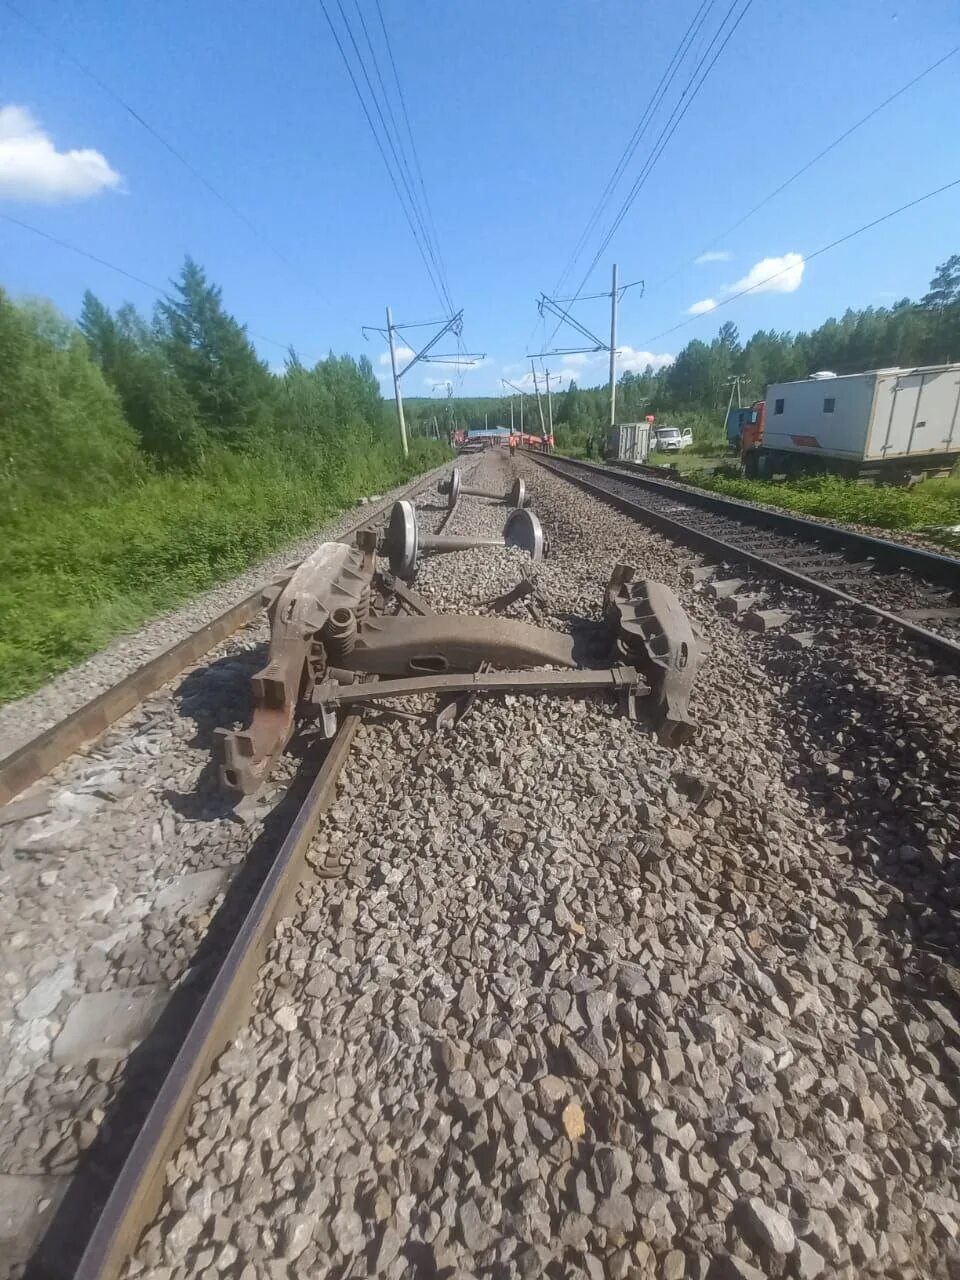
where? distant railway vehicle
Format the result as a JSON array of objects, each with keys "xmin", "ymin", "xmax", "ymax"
[{"xmin": 736, "ymin": 364, "xmax": 960, "ymax": 482}]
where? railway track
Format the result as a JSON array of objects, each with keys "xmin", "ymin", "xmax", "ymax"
[
  {"xmin": 0, "ymin": 457, "xmax": 476, "ymax": 1280},
  {"xmin": 531, "ymin": 454, "xmax": 960, "ymax": 661},
  {"xmin": 6, "ymin": 449, "xmax": 960, "ymax": 1279}
]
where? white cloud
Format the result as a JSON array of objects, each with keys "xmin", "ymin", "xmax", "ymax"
[
  {"xmin": 684, "ymin": 252, "xmax": 806, "ymax": 319},
  {"xmin": 730, "ymin": 252, "xmax": 805, "ymax": 296},
  {"xmin": 694, "ymin": 250, "xmax": 732, "ymax": 264},
  {"xmin": 619, "ymin": 345, "xmax": 674, "ymax": 373},
  {"xmin": 0, "ymin": 105, "xmax": 122, "ymax": 202},
  {"xmin": 377, "ymin": 345, "xmax": 415, "ymax": 367}
]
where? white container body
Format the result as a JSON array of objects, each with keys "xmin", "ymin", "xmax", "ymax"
[
  {"xmin": 763, "ymin": 365, "xmax": 960, "ymax": 463},
  {"xmin": 608, "ymin": 422, "xmax": 650, "ymax": 463}
]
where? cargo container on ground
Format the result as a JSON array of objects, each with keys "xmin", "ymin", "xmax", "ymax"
[{"xmin": 606, "ymin": 422, "xmax": 651, "ymax": 464}]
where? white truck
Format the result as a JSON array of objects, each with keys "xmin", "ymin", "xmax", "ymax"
[
  {"xmin": 653, "ymin": 425, "xmax": 693, "ymax": 452},
  {"xmin": 743, "ymin": 364, "xmax": 960, "ymax": 481}
]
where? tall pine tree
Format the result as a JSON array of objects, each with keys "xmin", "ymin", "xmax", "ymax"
[{"xmin": 155, "ymin": 258, "xmax": 273, "ymax": 448}]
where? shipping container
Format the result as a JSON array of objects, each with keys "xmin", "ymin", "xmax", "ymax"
[
  {"xmin": 606, "ymin": 422, "xmax": 651, "ymax": 464},
  {"xmin": 746, "ymin": 364, "xmax": 960, "ymax": 479}
]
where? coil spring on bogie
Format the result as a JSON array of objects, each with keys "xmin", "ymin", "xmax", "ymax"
[{"xmin": 324, "ymin": 607, "xmax": 357, "ymax": 662}]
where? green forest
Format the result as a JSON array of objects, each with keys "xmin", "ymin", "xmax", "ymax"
[
  {"xmin": 0, "ymin": 259, "xmax": 447, "ymax": 703},
  {"xmin": 418, "ymin": 253, "xmax": 960, "ymax": 457},
  {"xmin": 3, "ymin": 251, "xmax": 959, "ymax": 704}
]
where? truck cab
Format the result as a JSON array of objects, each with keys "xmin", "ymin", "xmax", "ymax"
[
  {"xmin": 726, "ymin": 402, "xmax": 765, "ymax": 449},
  {"xmin": 654, "ymin": 425, "xmax": 693, "ymax": 452}
]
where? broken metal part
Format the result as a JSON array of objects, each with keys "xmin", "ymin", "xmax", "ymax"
[
  {"xmin": 604, "ymin": 566, "xmax": 707, "ymax": 746},
  {"xmin": 438, "ymin": 467, "xmax": 526, "ymax": 510},
  {"xmin": 216, "ymin": 534, "xmax": 704, "ymax": 797},
  {"xmin": 483, "ymin": 575, "xmax": 550, "ymax": 624},
  {"xmin": 435, "ymin": 659, "xmax": 491, "ymax": 731},
  {"xmin": 381, "ymin": 500, "xmax": 544, "ymax": 580},
  {"xmin": 373, "ymin": 571, "xmax": 435, "ymax": 617},
  {"xmin": 333, "ymin": 613, "xmax": 578, "ymax": 676},
  {"xmin": 214, "ymin": 540, "xmax": 374, "ymax": 794}
]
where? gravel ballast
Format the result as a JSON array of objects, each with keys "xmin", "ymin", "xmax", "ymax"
[{"xmin": 103, "ymin": 449, "xmax": 960, "ymax": 1280}]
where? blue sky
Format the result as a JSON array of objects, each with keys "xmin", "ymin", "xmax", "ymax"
[{"xmin": 2, "ymin": 0, "xmax": 959, "ymax": 397}]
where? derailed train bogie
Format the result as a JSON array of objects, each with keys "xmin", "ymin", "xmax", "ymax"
[{"xmin": 214, "ymin": 503, "xmax": 706, "ymax": 796}]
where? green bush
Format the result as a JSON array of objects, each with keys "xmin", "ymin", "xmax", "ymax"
[
  {"xmin": 692, "ymin": 471, "xmax": 960, "ymax": 537},
  {"xmin": 0, "ymin": 437, "xmax": 450, "ymax": 702}
]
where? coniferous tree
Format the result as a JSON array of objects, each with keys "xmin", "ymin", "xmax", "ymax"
[{"xmin": 155, "ymin": 257, "xmax": 273, "ymax": 447}]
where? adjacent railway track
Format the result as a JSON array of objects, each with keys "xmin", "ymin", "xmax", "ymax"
[{"xmin": 530, "ymin": 453, "xmax": 960, "ymax": 662}]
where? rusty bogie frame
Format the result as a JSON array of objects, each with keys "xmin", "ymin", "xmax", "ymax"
[
  {"xmin": 604, "ymin": 565, "xmax": 707, "ymax": 745},
  {"xmin": 215, "ymin": 512, "xmax": 706, "ymax": 795}
]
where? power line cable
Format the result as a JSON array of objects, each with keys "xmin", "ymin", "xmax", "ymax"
[
  {"xmin": 375, "ymin": 0, "xmax": 450, "ymax": 304},
  {"xmin": 651, "ymin": 43, "xmax": 960, "ymax": 291},
  {"xmin": 0, "ymin": 213, "xmax": 291, "ymax": 350},
  {"xmin": 544, "ymin": 0, "xmax": 752, "ymax": 350},
  {"xmin": 573, "ymin": 0, "xmax": 754, "ymax": 301},
  {"xmin": 318, "ymin": 0, "xmax": 451, "ymax": 314},
  {"xmin": 3, "ymin": 0, "xmax": 306, "ymax": 280},
  {"xmin": 331, "ymin": 0, "xmax": 453, "ymax": 314},
  {"xmin": 641, "ymin": 175, "xmax": 960, "ymax": 345},
  {"xmin": 552, "ymin": 0, "xmax": 717, "ymax": 297},
  {"xmin": 352, "ymin": 1, "xmax": 423, "ymax": 236},
  {"xmin": 352, "ymin": 0, "xmax": 454, "ymax": 314}
]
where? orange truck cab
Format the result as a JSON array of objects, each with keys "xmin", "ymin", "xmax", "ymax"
[{"xmin": 725, "ymin": 401, "xmax": 765, "ymax": 457}]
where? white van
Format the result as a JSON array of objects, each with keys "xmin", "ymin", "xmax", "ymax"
[{"xmin": 654, "ymin": 426, "xmax": 693, "ymax": 452}]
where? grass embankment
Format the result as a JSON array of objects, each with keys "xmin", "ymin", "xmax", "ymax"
[
  {"xmin": 0, "ymin": 439, "xmax": 449, "ymax": 705},
  {"xmin": 692, "ymin": 471, "xmax": 960, "ymax": 540}
]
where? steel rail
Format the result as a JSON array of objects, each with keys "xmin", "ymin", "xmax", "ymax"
[
  {"xmin": 531, "ymin": 455, "xmax": 960, "ymax": 664},
  {"xmin": 543, "ymin": 454, "xmax": 960, "ymax": 587},
  {"xmin": 71, "ymin": 714, "xmax": 360, "ymax": 1280},
  {"xmin": 0, "ymin": 459, "xmax": 467, "ymax": 807}
]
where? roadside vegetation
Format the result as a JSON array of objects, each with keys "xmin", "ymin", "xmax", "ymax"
[
  {"xmin": 0, "ymin": 262, "xmax": 448, "ymax": 704},
  {"xmin": 692, "ymin": 471, "xmax": 960, "ymax": 539}
]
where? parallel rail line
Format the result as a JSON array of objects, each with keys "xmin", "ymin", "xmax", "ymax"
[
  {"xmin": 2, "ymin": 459, "xmax": 468, "ymax": 1279},
  {"xmin": 72, "ymin": 716, "xmax": 360, "ymax": 1280},
  {"xmin": 531, "ymin": 454, "xmax": 960, "ymax": 663}
]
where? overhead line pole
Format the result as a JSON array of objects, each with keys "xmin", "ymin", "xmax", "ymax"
[
  {"xmin": 386, "ymin": 305, "xmax": 409, "ymax": 457},
  {"xmin": 364, "ymin": 308, "xmax": 485, "ymax": 460},
  {"xmin": 531, "ymin": 265, "xmax": 639, "ymax": 437},
  {"xmin": 608, "ymin": 262, "xmax": 619, "ymax": 428},
  {"xmin": 502, "ymin": 378, "xmax": 525, "ymax": 433},
  {"xmin": 531, "ymin": 362, "xmax": 546, "ymax": 436}
]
